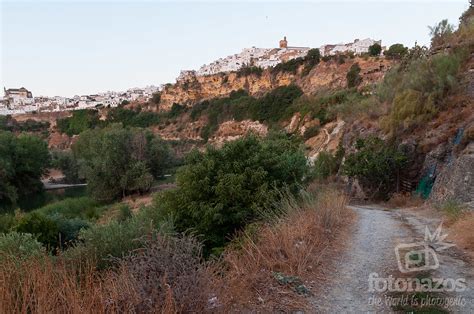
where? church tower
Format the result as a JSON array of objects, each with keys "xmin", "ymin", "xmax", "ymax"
[{"xmin": 279, "ymin": 36, "xmax": 288, "ymax": 48}]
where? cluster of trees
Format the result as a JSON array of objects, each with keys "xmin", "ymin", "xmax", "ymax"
[
  {"xmin": 0, "ymin": 131, "xmax": 50, "ymax": 210},
  {"xmin": 57, "ymin": 110, "xmax": 101, "ymax": 136},
  {"xmin": 72, "ymin": 125, "xmax": 172, "ymax": 201}
]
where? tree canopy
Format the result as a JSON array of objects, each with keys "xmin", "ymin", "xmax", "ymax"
[
  {"xmin": 72, "ymin": 125, "xmax": 172, "ymax": 201},
  {"xmin": 0, "ymin": 131, "xmax": 50, "ymax": 210}
]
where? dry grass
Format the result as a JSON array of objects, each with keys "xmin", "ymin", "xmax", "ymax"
[
  {"xmin": 0, "ymin": 187, "xmax": 353, "ymax": 313},
  {"xmin": 0, "ymin": 235, "xmax": 210, "ymax": 313},
  {"xmin": 448, "ymin": 212, "xmax": 474, "ymax": 260},
  {"xmin": 211, "ymin": 187, "xmax": 352, "ymax": 312},
  {"xmin": 386, "ymin": 192, "xmax": 425, "ymax": 209}
]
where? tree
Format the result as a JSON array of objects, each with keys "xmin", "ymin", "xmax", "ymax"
[
  {"xmin": 384, "ymin": 44, "xmax": 408, "ymax": 59},
  {"xmin": 72, "ymin": 125, "xmax": 172, "ymax": 201},
  {"xmin": 343, "ymin": 136, "xmax": 407, "ymax": 199},
  {"xmin": 0, "ymin": 131, "xmax": 50, "ymax": 210},
  {"xmin": 429, "ymin": 19, "xmax": 455, "ymax": 47},
  {"xmin": 156, "ymin": 133, "xmax": 308, "ymax": 253},
  {"xmin": 151, "ymin": 92, "xmax": 161, "ymax": 104},
  {"xmin": 347, "ymin": 63, "xmax": 362, "ymax": 88},
  {"xmin": 368, "ymin": 43, "xmax": 382, "ymax": 56}
]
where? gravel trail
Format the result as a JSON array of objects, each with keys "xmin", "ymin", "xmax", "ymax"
[{"xmin": 312, "ymin": 205, "xmax": 474, "ymax": 313}]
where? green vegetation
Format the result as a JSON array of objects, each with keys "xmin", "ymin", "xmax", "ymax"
[
  {"xmin": 311, "ymin": 144, "xmax": 344, "ymax": 180},
  {"xmin": 0, "ymin": 131, "xmax": 50, "ymax": 211},
  {"xmin": 156, "ymin": 133, "xmax": 308, "ymax": 253},
  {"xmin": 50, "ymin": 150, "xmax": 82, "ymax": 183},
  {"xmin": 0, "ymin": 115, "xmax": 50, "ymax": 133},
  {"xmin": 429, "ymin": 19, "xmax": 455, "ymax": 47},
  {"xmin": 368, "ymin": 43, "xmax": 382, "ymax": 56},
  {"xmin": 193, "ymin": 86, "xmax": 303, "ymax": 141},
  {"xmin": 272, "ymin": 48, "xmax": 321, "ymax": 75},
  {"xmin": 236, "ymin": 65, "xmax": 264, "ymax": 77},
  {"xmin": 0, "ymin": 232, "xmax": 45, "ymax": 262},
  {"xmin": 346, "ymin": 63, "xmax": 362, "ymax": 88},
  {"xmin": 57, "ymin": 109, "xmax": 101, "ymax": 136},
  {"xmin": 73, "ymin": 125, "xmax": 172, "ymax": 201},
  {"xmin": 379, "ymin": 50, "xmax": 462, "ymax": 134},
  {"xmin": 384, "ymin": 43, "xmax": 408, "ymax": 59},
  {"xmin": 107, "ymin": 107, "xmax": 162, "ymax": 127},
  {"xmin": 343, "ymin": 136, "xmax": 407, "ymax": 199}
]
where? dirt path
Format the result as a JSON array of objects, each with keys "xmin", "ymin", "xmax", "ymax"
[{"xmin": 313, "ymin": 205, "xmax": 474, "ymax": 313}]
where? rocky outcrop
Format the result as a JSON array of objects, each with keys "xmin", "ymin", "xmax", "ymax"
[
  {"xmin": 210, "ymin": 120, "xmax": 268, "ymax": 146},
  {"xmin": 159, "ymin": 57, "xmax": 394, "ymax": 110},
  {"xmin": 430, "ymin": 143, "xmax": 474, "ymax": 208}
]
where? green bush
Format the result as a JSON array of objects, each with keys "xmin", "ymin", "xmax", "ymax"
[
  {"xmin": 272, "ymin": 57, "xmax": 305, "ymax": 74},
  {"xmin": 379, "ymin": 52, "xmax": 461, "ymax": 134},
  {"xmin": 368, "ymin": 43, "xmax": 382, "ymax": 56},
  {"xmin": 236, "ymin": 65, "xmax": 263, "ymax": 77},
  {"xmin": 312, "ymin": 149, "xmax": 343, "ymax": 180},
  {"xmin": 155, "ymin": 133, "xmax": 308, "ymax": 253},
  {"xmin": 35, "ymin": 197, "xmax": 103, "ymax": 221},
  {"xmin": 384, "ymin": 43, "xmax": 408, "ymax": 59},
  {"xmin": 14, "ymin": 212, "xmax": 60, "ymax": 250},
  {"xmin": 347, "ymin": 63, "xmax": 362, "ymax": 88},
  {"xmin": 303, "ymin": 125, "xmax": 320, "ymax": 140},
  {"xmin": 0, "ymin": 232, "xmax": 45, "ymax": 262},
  {"xmin": 65, "ymin": 205, "xmax": 173, "ymax": 269},
  {"xmin": 0, "ymin": 213, "xmax": 15, "ymax": 233},
  {"xmin": 251, "ymin": 85, "xmax": 303, "ymax": 123},
  {"xmin": 343, "ymin": 136, "xmax": 407, "ymax": 199},
  {"xmin": 57, "ymin": 109, "xmax": 101, "ymax": 136}
]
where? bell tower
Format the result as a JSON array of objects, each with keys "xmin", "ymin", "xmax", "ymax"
[{"xmin": 279, "ymin": 36, "xmax": 288, "ymax": 48}]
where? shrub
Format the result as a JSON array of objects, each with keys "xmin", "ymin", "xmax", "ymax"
[
  {"xmin": 272, "ymin": 57, "xmax": 305, "ymax": 74},
  {"xmin": 368, "ymin": 43, "xmax": 382, "ymax": 56},
  {"xmin": 57, "ymin": 109, "xmax": 101, "ymax": 136},
  {"xmin": 236, "ymin": 65, "xmax": 263, "ymax": 77},
  {"xmin": 251, "ymin": 85, "xmax": 303, "ymax": 123},
  {"xmin": 429, "ymin": 19, "xmax": 455, "ymax": 47},
  {"xmin": 0, "ymin": 232, "xmax": 45, "ymax": 262},
  {"xmin": 156, "ymin": 133, "xmax": 308, "ymax": 253},
  {"xmin": 151, "ymin": 92, "xmax": 161, "ymax": 104},
  {"xmin": 384, "ymin": 43, "xmax": 408, "ymax": 59},
  {"xmin": 303, "ymin": 125, "xmax": 320, "ymax": 140},
  {"xmin": 14, "ymin": 213, "xmax": 60, "ymax": 250},
  {"xmin": 343, "ymin": 136, "xmax": 407, "ymax": 199},
  {"xmin": 106, "ymin": 235, "xmax": 210, "ymax": 312},
  {"xmin": 379, "ymin": 52, "xmax": 461, "ymax": 134},
  {"xmin": 312, "ymin": 144, "xmax": 344, "ymax": 180},
  {"xmin": 35, "ymin": 197, "xmax": 102, "ymax": 221},
  {"xmin": 65, "ymin": 205, "xmax": 173, "ymax": 269},
  {"xmin": 346, "ymin": 63, "xmax": 362, "ymax": 88}
]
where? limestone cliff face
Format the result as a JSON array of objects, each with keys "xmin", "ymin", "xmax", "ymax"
[{"xmin": 159, "ymin": 57, "xmax": 393, "ymax": 110}]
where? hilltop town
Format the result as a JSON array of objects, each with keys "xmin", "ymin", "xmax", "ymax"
[{"xmin": 1, "ymin": 37, "xmax": 382, "ymax": 115}]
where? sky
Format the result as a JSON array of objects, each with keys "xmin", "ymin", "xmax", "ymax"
[{"xmin": 1, "ymin": 1, "xmax": 470, "ymax": 97}]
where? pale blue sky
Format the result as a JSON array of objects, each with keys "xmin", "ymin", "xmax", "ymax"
[{"xmin": 1, "ymin": 1, "xmax": 469, "ymax": 97}]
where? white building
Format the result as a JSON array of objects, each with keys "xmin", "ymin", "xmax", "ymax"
[{"xmin": 320, "ymin": 38, "xmax": 382, "ymax": 56}]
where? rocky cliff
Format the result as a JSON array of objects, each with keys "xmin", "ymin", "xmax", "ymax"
[{"xmin": 159, "ymin": 56, "xmax": 393, "ymax": 110}]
